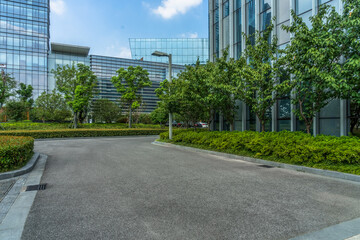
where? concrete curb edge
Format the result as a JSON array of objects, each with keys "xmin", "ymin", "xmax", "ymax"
[
  {"xmin": 0, "ymin": 153, "xmax": 40, "ymax": 181},
  {"xmin": 152, "ymin": 141, "xmax": 360, "ymax": 183}
]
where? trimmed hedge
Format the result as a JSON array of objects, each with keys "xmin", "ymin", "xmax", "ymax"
[
  {"xmin": 0, "ymin": 129, "xmax": 167, "ymax": 139},
  {"xmin": 160, "ymin": 130, "xmax": 360, "ymax": 172},
  {"xmin": 0, "ymin": 136, "xmax": 34, "ymax": 171}
]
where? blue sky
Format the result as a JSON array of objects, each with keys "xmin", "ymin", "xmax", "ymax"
[{"xmin": 50, "ymin": 0, "xmax": 209, "ymax": 58}]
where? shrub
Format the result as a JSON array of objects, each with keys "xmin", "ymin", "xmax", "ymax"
[
  {"xmin": 92, "ymin": 99, "xmax": 122, "ymax": 123},
  {"xmin": 5, "ymin": 100, "xmax": 27, "ymax": 121},
  {"xmin": 0, "ymin": 129, "xmax": 167, "ymax": 139},
  {"xmin": 160, "ymin": 130, "xmax": 360, "ymax": 166},
  {"xmin": 0, "ymin": 136, "xmax": 34, "ymax": 171}
]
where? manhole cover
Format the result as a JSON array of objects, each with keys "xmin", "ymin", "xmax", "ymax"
[{"xmin": 26, "ymin": 184, "xmax": 47, "ymax": 191}]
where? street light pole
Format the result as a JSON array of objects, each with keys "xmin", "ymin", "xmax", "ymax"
[
  {"xmin": 152, "ymin": 51, "xmax": 173, "ymax": 140},
  {"xmin": 168, "ymin": 54, "xmax": 173, "ymax": 140}
]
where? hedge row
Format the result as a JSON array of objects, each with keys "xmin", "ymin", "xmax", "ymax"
[
  {"xmin": 0, "ymin": 129, "xmax": 167, "ymax": 139},
  {"xmin": 0, "ymin": 136, "xmax": 34, "ymax": 171},
  {"xmin": 160, "ymin": 130, "xmax": 360, "ymax": 166}
]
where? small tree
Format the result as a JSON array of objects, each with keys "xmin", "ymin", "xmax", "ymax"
[
  {"xmin": 150, "ymin": 103, "xmax": 168, "ymax": 127},
  {"xmin": 35, "ymin": 90, "xmax": 71, "ymax": 123},
  {"xmin": 52, "ymin": 63, "xmax": 97, "ymax": 128},
  {"xmin": 211, "ymin": 49, "xmax": 238, "ymax": 131},
  {"xmin": 92, "ymin": 99, "xmax": 122, "ymax": 123},
  {"xmin": 5, "ymin": 100, "xmax": 27, "ymax": 121},
  {"xmin": 234, "ymin": 21, "xmax": 290, "ymax": 132},
  {"xmin": 111, "ymin": 66, "xmax": 151, "ymax": 128},
  {"xmin": 16, "ymin": 83, "xmax": 34, "ymax": 108},
  {"xmin": 282, "ymin": 6, "xmax": 343, "ymax": 134},
  {"xmin": 0, "ymin": 70, "xmax": 17, "ymax": 109},
  {"xmin": 341, "ymin": 0, "xmax": 360, "ymax": 134}
]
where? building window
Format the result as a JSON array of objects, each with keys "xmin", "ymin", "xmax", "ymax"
[
  {"xmin": 246, "ymin": 0, "xmax": 255, "ymax": 45},
  {"xmin": 223, "ymin": 1, "xmax": 229, "ymax": 18},
  {"xmin": 234, "ymin": 2, "xmax": 242, "ymax": 59}
]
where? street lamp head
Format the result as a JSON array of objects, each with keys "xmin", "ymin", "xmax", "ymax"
[{"xmin": 152, "ymin": 51, "xmax": 169, "ymax": 57}]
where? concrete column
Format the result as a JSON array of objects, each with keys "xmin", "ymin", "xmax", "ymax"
[
  {"xmin": 242, "ymin": 102, "xmax": 247, "ymax": 131},
  {"xmin": 313, "ymin": 113, "xmax": 320, "ymax": 136},
  {"xmin": 219, "ymin": 113, "xmax": 224, "ymax": 131},
  {"xmin": 289, "ymin": 0, "xmax": 297, "ymax": 132},
  {"xmin": 340, "ymin": 100, "xmax": 348, "ymax": 136}
]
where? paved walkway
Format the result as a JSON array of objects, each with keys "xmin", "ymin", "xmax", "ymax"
[{"xmin": 20, "ymin": 136, "xmax": 360, "ymax": 240}]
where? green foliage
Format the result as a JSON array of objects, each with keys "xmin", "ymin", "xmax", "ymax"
[
  {"xmin": 0, "ymin": 70, "xmax": 17, "ymax": 109},
  {"xmin": 92, "ymin": 99, "xmax": 122, "ymax": 123},
  {"xmin": 0, "ymin": 136, "xmax": 34, "ymax": 172},
  {"xmin": 137, "ymin": 113, "xmax": 152, "ymax": 124},
  {"xmin": 16, "ymin": 83, "xmax": 34, "ymax": 108},
  {"xmin": 281, "ymin": 6, "xmax": 343, "ymax": 134},
  {"xmin": 111, "ymin": 66, "xmax": 151, "ymax": 128},
  {"xmin": 234, "ymin": 20, "xmax": 290, "ymax": 132},
  {"xmin": 52, "ymin": 63, "xmax": 97, "ymax": 128},
  {"xmin": 0, "ymin": 121, "xmax": 163, "ymax": 130},
  {"xmin": 160, "ymin": 130, "xmax": 360, "ymax": 175},
  {"xmin": 150, "ymin": 103, "xmax": 168, "ymax": 126},
  {"xmin": 341, "ymin": 0, "xmax": 360, "ymax": 133},
  {"xmin": 35, "ymin": 90, "xmax": 72, "ymax": 122},
  {"xmin": 0, "ymin": 129, "xmax": 166, "ymax": 139},
  {"xmin": 5, "ymin": 100, "xmax": 27, "ymax": 121}
]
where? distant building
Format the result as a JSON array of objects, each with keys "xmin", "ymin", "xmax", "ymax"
[
  {"xmin": 129, "ymin": 38, "xmax": 209, "ymax": 65},
  {"xmin": 47, "ymin": 43, "xmax": 185, "ymax": 113}
]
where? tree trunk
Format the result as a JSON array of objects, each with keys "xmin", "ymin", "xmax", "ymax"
[
  {"xmin": 129, "ymin": 106, "xmax": 132, "ymax": 128},
  {"xmin": 306, "ymin": 123, "xmax": 311, "ymax": 135},
  {"xmin": 261, "ymin": 120, "xmax": 266, "ymax": 132},
  {"xmin": 74, "ymin": 112, "xmax": 78, "ymax": 129}
]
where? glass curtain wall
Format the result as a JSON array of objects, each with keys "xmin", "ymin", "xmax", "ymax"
[
  {"xmin": 0, "ymin": 0, "xmax": 50, "ymax": 98},
  {"xmin": 234, "ymin": 0, "xmax": 242, "ymax": 59},
  {"xmin": 214, "ymin": 0, "xmax": 220, "ymax": 58},
  {"xmin": 246, "ymin": 0, "xmax": 255, "ymax": 45}
]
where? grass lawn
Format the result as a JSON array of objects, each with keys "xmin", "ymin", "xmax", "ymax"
[{"xmin": 0, "ymin": 121, "xmax": 164, "ymax": 130}]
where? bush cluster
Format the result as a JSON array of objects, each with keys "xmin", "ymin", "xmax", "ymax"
[
  {"xmin": 160, "ymin": 130, "xmax": 360, "ymax": 166},
  {"xmin": 0, "ymin": 129, "xmax": 167, "ymax": 139},
  {"xmin": 0, "ymin": 136, "xmax": 34, "ymax": 171}
]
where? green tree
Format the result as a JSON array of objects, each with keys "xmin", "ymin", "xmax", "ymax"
[
  {"xmin": 0, "ymin": 70, "xmax": 17, "ymax": 109},
  {"xmin": 5, "ymin": 100, "xmax": 27, "ymax": 121},
  {"xmin": 111, "ymin": 66, "xmax": 151, "ymax": 128},
  {"xmin": 52, "ymin": 63, "xmax": 97, "ymax": 128},
  {"xmin": 282, "ymin": 6, "xmax": 343, "ymax": 134},
  {"xmin": 35, "ymin": 90, "xmax": 71, "ymax": 123},
  {"xmin": 211, "ymin": 49, "xmax": 238, "ymax": 131},
  {"xmin": 234, "ymin": 21, "xmax": 290, "ymax": 132},
  {"xmin": 150, "ymin": 103, "xmax": 168, "ymax": 127},
  {"xmin": 341, "ymin": 0, "xmax": 360, "ymax": 133},
  {"xmin": 16, "ymin": 83, "xmax": 34, "ymax": 108},
  {"xmin": 92, "ymin": 99, "xmax": 122, "ymax": 123}
]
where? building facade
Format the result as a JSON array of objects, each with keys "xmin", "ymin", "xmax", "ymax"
[
  {"xmin": 129, "ymin": 38, "xmax": 209, "ymax": 65},
  {"xmin": 0, "ymin": 0, "xmax": 50, "ymax": 98},
  {"xmin": 209, "ymin": 0, "xmax": 346, "ymax": 136},
  {"xmin": 91, "ymin": 55, "xmax": 184, "ymax": 113}
]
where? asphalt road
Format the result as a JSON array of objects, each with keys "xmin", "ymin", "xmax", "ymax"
[{"xmin": 22, "ymin": 136, "xmax": 360, "ymax": 240}]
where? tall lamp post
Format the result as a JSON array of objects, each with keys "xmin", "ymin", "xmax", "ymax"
[{"xmin": 152, "ymin": 51, "xmax": 173, "ymax": 140}]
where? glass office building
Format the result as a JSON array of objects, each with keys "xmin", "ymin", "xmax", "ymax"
[
  {"xmin": 129, "ymin": 38, "xmax": 209, "ymax": 65},
  {"xmin": 0, "ymin": 0, "xmax": 50, "ymax": 98},
  {"xmin": 48, "ymin": 43, "xmax": 90, "ymax": 91},
  {"xmin": 90, "ymin": 55, "xmax": 185, "ymax": 113},
  {"xmin": 209, "ymin": 0, "xmax": 347, "ymax": 136}
]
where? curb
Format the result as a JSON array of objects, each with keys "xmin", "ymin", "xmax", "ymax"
[
  {"xmin": 0, "ymin": 153, "xmax": 40, "ymax": 181},
  {"xmin": 152, "ymin": 141, "xmax": 360, "ymax": 184}
]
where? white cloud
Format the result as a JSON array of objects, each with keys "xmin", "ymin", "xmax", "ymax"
[
  {"xmin": 51, "ymin": 0, "xmax": 66, "ymax": 16},
  {"xmin": 118, "ymin": 47, "xmax": 132, "ymax": 59},
  {"xmin": 152, "ymin": 0, "xmax": 203, "ymax": 19},
  {"xmin": 180, "ymin": 32, "xmax": 199, "ymax": 38}
]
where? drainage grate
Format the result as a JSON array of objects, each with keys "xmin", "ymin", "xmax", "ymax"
[
  {"xmin": 258, "ymin": 165, "xmax": 274, "ymax": 169},
  {"xmin": 26, "ymin": 184, "xmax": 47, "ymax": 192}
]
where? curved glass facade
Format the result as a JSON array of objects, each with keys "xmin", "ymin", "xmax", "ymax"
[{"xmin": 129, "ymin": 38, "xmax": 209, "ymax": 66}]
